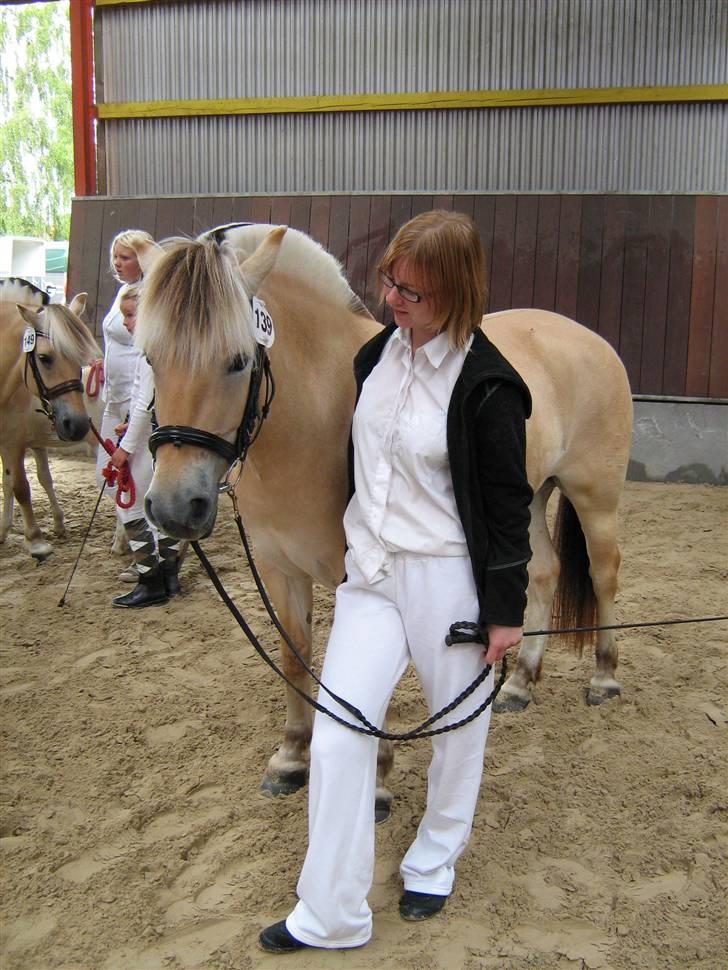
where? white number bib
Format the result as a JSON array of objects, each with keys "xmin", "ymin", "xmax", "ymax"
[
  {"xmin": 252, "ymin": 297, "xmax": 275, "ymax": 348},
  {"xmin": 22, "ymin": 327, "xmax": 36, "ymax": 353}
]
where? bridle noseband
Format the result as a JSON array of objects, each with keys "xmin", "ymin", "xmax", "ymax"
[
  {"xmin": 24, "ymin": 329, "xmax": 84, "ymax": 422},
  {"xmin": 148, "ymin": 344, "xmax": 275, "ymax": 486}
]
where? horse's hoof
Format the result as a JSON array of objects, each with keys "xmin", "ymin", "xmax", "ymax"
[
  {"xmin": 260, "ymin": 769, "xmax": 308, "ymax": 797},
  {"xmin": 586, "ymin": 685, "xmax": 621, "ymax": 706},
  {"xmin": 30, "ymin": 545, "xmax": 53, "ymax": 562},
  {"xmin": 493, "ymin": 693, "xmax": 530, "ymax": 713},
  {"xmin": 375, "ymin": 796, "xmax": 392, "ymax": 824}
]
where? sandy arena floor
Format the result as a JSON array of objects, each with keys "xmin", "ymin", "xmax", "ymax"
[{"xmin": 1, "ymin": 454, "xmax": 726, "ymax": 970}]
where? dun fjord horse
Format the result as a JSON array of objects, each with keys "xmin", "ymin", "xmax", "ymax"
[
  {"xmin": 139, "ymin": 225, "xmax": 632, "ymax": 810},
  {"xmin": 0, "ymin": 279, "xmax": 100, "ymax": 560},
  {"xmin": 2, "ymin": 364, "xmax": 108, "ymax": 550}
]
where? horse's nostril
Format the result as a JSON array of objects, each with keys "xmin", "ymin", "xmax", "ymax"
[{"xmin": 190, "ymin": 497, "xmax": 209, "ymax": 523}]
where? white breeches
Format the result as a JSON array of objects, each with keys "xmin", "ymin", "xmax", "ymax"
[
  {"xmin": 94, "ymin": 400, "xmax": 153, "ymax": 524},
  {"xmin": 286, "ymin": 551, "xmax": 494, "ymax": 948}
]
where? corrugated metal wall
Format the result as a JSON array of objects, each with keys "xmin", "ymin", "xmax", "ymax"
[
  {"xmin": 96, "ymin": 0, "xmax": 728, "ymax": 195},
  {"xmin": 101, "ymin": 0, "xmax": 726, "ymax": 98},
  {"xmin": 103, "ymin": 103, "xmax": 727, "ymax": 195}
]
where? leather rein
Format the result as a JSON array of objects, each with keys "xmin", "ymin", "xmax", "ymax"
[{"xmin": 148, "ymin": 344, "xmax": 275, "ymax": 478}]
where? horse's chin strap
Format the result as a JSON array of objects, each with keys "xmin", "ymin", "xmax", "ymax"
[{"xmin": 23, "ymin": 336, "xmax": 84, "ymax": 422}]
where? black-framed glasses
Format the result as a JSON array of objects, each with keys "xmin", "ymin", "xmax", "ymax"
[{"xmin": 379, "ymin": 271, "xmax": 423, "ymax": 304}]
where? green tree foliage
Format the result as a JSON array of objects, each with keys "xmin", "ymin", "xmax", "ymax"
[{"xmin": 0, "ymin": 2, "xmax": 73, "ymax": 240}]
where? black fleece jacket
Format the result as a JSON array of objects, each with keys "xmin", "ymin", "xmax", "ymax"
[{"xmin": 349, "ymin": 325, "xmax": 533, "ymax": 628}]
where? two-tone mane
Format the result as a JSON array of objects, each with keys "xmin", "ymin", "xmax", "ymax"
[
  {"xmin": 0, "ymin": 278, "xmax": 98, "ymax": 366},
  {"xmin": 137, "ymin": 227, "xmax": 370, "ymax": 374},
  {"xmin": 0, "ymin": 277, "xmax": 49, "ymax": 307}
]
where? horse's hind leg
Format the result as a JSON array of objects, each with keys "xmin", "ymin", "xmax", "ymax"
[
  {"xmin": 257, "ymin": 566, "xmax": 315, "ymax": 797},
  {"xmin": 495, "ymin": 481, "xmax": 559, "ymax": 713},
  {"xmin": 573, "ymin": 496, "xmax": 622, "ymax": 705},
  {"xmin": 32, "ymin": 448, "xmax": 65, "ymax": 537},
  {"xmin": 1, "ymin": 447, "xmax": 52, "ymax": 560}
]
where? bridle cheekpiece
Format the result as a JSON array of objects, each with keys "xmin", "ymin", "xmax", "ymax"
[{"xmin": 23, "ymin": 327, "xmax": 84, "ymax": 422}]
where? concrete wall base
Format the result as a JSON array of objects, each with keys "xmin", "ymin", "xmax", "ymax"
[{"xmin": 628, "ymin": 400, "xmax": 728, "ymax": 485}]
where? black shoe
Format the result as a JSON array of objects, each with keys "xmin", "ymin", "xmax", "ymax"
[
  {"xmin": 399, "ymin": 890, "xmax": 448, "ymax": 921},
  {"xmin": 258, "ymin": 920, "xmax": 309, "ymax": 954},
  {"xmin": 113, "ymin": 566, "xmax": 168, "ymax": 608},
  {"xmin": 162, "ymin": 559, "xmax": 181, "ymax": 596}
]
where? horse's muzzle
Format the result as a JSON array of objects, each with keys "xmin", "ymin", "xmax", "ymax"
[
  {"xmin": 145, "ymin": 489, "xmax": 218, "ymax": 541},
  {"xmin": 54, "ymin": 409, "xmax": 91, "ymax": 442}
]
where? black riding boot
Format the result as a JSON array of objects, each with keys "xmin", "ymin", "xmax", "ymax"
[
  {"xmin": 161, "ymin": 558, "xmax": 181, "ymax": 596},
  {"xmin": 112, "ymin": 564, "xmax": 168, "ymax": 608},
  {"xmin": 158, "ymin": 533, "xmax": 182, "ymax": 597}
]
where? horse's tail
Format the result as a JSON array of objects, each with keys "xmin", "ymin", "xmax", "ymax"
[{"xmin": 551, "ymin": 493, "xmax": 597, "ymax": 655}]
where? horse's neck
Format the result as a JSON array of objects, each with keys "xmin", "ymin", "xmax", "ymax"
[{"xmin": 0, "ymin": 311, "xmax": 34, "ymax": 410}]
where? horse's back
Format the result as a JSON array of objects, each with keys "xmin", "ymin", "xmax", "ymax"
[{"xmin": 482, "ymin": 309, "xmax": 633, "ymax": 492}]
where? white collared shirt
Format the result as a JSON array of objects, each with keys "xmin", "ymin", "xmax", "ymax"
[{"xmin": 344, "ymin": 328, "xmax": 472, "ymax": 583}]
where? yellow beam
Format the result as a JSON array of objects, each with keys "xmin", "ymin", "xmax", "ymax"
[{"xmin": 96, "ymin": 84, "xmax": 728, "ymax": 120}]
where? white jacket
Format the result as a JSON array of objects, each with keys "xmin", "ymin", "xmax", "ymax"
[
  {"xmin": 102, "ymin": 287, "xmax": 140, "ymax": 405},
  {"xmin": 119, "ymin": 354, "xmax": 154, "ymax": 457}
]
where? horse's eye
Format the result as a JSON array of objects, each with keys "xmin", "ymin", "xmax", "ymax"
[
  {"xmin": 37, "ymin": 354, "xmax": 53, "ymax": 366},
  {"xmin": 228, "ymin": 354, "xmax": 247, "ymax": 373}
]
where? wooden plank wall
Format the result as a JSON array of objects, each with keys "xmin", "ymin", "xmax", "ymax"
[{"xmin": 68, "ymin": 194, "xmax": 728, "ymax": 399}]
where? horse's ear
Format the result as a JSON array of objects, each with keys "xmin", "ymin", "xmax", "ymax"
[
  {"xmin": 236, "ymin": 226, "xmax": 287, "ymax": 296},
  {"xmin": 16, "ymin": 304, "xmax": 41, "ymax": 326},
  {"xmin": 137, "ymin": 241, "xmax": 164, "ymax": 275},
  {"xmin": 69, "ymin": 292, "xmax": 88, "ymax": 317}
]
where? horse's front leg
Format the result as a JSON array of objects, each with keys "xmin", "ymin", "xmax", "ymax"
[
  {"xmin": 111, "ymin": 519, "xmax": 130, "ymax": 556},
  {"xmin": 32, "ymin": 448, "xmax": 65, "ymax": 537},
  {"xmin": 1, "ymin": 447, "xmax": 52, "ymax": 560},
  {"xmin": 257, "ymin": 566, "xmax": 314, "ymax": 796},
  {"xmin": 495, "ymin": 483, "xmax": 558, "ymax": 713},
  {"xmin": 1, "ymin": 458, "xmax": 15, "ymax": 542}
]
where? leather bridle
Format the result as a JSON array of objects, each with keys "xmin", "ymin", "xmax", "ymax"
[
  {"xmin": 148, "ymin": 343, "xmax": 275, "ymax": 487},
  {"xmin": 24, "ymin": 329, "xmax": 84, "ymax": 422},
  {"xmin": 147, "ymin": 221, "xmax": 276, "ymax": 482}
]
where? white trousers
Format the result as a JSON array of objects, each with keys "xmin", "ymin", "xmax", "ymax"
[
  {"xmin": 94, "ymin": 401, "xmax": 129, "ymax": 486},
  {"xmin": 286, "ymin": 552, "xmax": 494, "ymax": 949},
  {"xmin": 94, "ymin": 400, "xmax": 154, "ymax": 524}
]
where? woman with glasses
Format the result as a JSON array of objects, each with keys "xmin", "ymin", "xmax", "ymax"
[{"xmin": 260, "ymin": 210, "xmax": 533, "ymax": 953}]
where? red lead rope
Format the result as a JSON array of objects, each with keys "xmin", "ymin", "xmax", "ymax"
[
  {"xmin": 85, "ymin": 360, "xmax": 104, "ymax": 398},
  {"xmin": 90, "ymin": 421, "xmax": 136, "ymax": 509}
]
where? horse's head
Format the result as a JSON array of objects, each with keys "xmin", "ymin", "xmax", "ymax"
[
  {"xmin": 16, "ymin": 294, "xmax": 100, "ymax": 441},
  {"xmin": 139, "ymin": 226, "xmax": 286, "ymax": 539}
]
